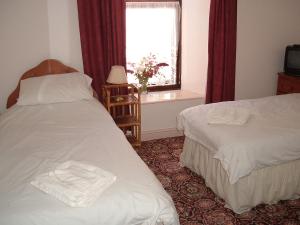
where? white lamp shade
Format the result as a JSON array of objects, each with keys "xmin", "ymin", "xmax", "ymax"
[{"xmin": 106, "ymin": 65, "xmax": 127, "ymax": 84}]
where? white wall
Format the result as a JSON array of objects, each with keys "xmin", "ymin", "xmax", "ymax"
[
  {"xmin": 181, "ymin": 0, "xmax": 210, "ymax": 96},
  {"xmin": 47, "ymin": 0, "xmax": 83, "ymax": 72},
  {"xmin": 0, "ymin": 0, "xmax": 83, "ymax": 113},
  {"xmin": 0, "ymin": 0, "xmax": 50, "ymax": 112},
  {"xmin": 235, "ymin": 0, "xmax": 300, "ymax": 100},
  {"xmin": 141, "ymin": 97, "xmax": 203, "ymax": 140}
]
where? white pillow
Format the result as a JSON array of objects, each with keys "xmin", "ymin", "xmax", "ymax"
[{"xmin": 17, "ymin": 72, "xmax": 94, "ymax": 106}]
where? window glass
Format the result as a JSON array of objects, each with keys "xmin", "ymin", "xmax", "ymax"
[{"xmin": 126, "ymin": 2, "xmax": 181, "ymax": 89}]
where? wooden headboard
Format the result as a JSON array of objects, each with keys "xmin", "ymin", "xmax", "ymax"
[
  {"xmin": 7, "ymin": 59, "xmax": 80, "ymax": 108},
  {"xmin": 6, "ymin": 59, "xmax": 77, "ymax": 108}
]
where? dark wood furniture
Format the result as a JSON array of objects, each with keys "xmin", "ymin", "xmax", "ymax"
[
  {"xmin": 277, "ymin": 72, "xmax": 300, "ymax": 95},
  {"xmin": 102, "ymin": 84, "xmax": 141, "ymax": 147}
]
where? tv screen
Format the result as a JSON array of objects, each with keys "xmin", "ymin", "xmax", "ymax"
[
  {"xmin": 286, "ymin": 50, "xmax": 300, "ymax": 68},
  {"xmin": 284, "ymin": 45, "xmax": 300, "ymax": 75}
]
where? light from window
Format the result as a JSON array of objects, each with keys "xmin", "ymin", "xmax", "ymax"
[{"xmin": 126, "ymin": 2, "xmax": 180, "ymax": 88}]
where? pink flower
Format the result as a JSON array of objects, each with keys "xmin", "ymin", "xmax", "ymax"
[{"xmin": 128, "ymin": 53, "xmax": 169, "ymax": 80}]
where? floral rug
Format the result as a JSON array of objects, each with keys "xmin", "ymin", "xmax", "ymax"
[{"xmin": 137, "ymin": 136, "xmax": 300, "ymax": 225}]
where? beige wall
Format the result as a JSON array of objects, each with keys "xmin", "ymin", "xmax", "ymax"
[
  {"xmin": 0, "ymin": 0, "xmax": 83, "ymax": 113},
  {"xmin": 47, "ymin": 0, "xmax": 83, "ymax": 72},
  {"xmin": 0, "ymin": 0, "xmax": 50, "ymax": 112},
  {"xmin": 141, "ymin": 97, "xmax": 203, "ymax": 140},
  {"xmin": 181, "ymin": 0, "xmax": 210, "ymax": 96},
  {"xmin": 235, "ymin": 0, "xmax": 300, "ymax": 100}
]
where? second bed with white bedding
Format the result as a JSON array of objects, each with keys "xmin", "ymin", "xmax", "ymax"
[
  {"xmin": 178, "ymin": 93, "xmax": 300, "ymax": 213},
  {"xmin": 178, "ymin": 93, "xmax": 300, "ymax": 184},
  {"xmin": 0, "ymin": 99, "xmax": 179, "ymax": 225}
]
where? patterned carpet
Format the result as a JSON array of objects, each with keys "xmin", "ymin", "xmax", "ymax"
[{"xmin": 137, "ymin": 136, "xmax": 300, "ymax": 225}]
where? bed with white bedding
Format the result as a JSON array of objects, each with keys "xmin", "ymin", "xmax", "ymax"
[
  {"xmin": 0, "ymin": 60, "xmax": 179, "ymax": 225},
  {"xmin": 177, "ymin": 93, "xmax": 300, "ymax": 213}
]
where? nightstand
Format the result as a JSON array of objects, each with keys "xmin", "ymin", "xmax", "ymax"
[
  {"xmin": 277, "ymin": 72, "xmax": 300, "ymax": 94},
  {"xmin": 102, "ymin": 84, "xmax": 141, "ymax": 147}
]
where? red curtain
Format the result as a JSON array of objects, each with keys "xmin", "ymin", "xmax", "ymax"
[
  {"xmin": 205, "ymin": 0, "xmax": 237, "ymax": 104},
  {"xmin": 77, "ymin": 0, "xmax": 126, "ymax": 99}
]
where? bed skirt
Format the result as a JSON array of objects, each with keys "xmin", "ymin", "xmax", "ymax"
[{"xmin": 180, "ymin": 137, "xmax": 300, "ymax": 214}]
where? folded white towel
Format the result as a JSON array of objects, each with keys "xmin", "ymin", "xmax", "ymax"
[
  {"xmin": 31, "ymin": 161, "xmax": 116, "ymax": 207},
  {"xmin": 207, "ymin": 107, "xmax": 250, "ymax": 125}
]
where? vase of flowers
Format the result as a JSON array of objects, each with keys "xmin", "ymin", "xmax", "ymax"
[
  {"xmin": 128, "ymin": 53, "xmax": 168, "ymax": 94},
  {"xmin": 138, "ymin": 76, "xmax": 149, "ymax": 94}
]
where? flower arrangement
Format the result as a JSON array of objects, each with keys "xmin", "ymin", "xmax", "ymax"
[{"xmin": 128, "ymin": 53, "xmax": 168, "ymax": 93}]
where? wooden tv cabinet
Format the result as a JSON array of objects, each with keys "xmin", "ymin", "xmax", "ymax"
[{"xmin": 277, "ymin": 72, "xmax": 300, "ymax": 95}]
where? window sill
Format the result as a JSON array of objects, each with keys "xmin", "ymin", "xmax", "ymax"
[{"xmin": 140, "ymin": 90, "xmax": 204, "ymax": 105}]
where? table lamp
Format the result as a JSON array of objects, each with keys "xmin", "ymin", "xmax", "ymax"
[
  {"xmin": 106, "ymin": 65, "xmax": 128, "ymax": 101},
  {"xmin": 107, "ymin": 65, "xmax": 127, "ymax": 84}
]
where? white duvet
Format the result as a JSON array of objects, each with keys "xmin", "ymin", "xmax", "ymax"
[
  {"xmin": 0, "ymin": 99, "xmax": 179, "ymax": 225},
  {"xmin": 178, "ymin": 94, "xmax": 300, "ymax": 184}
]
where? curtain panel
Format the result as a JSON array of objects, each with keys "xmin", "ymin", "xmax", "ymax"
[
  {"xmin": 77, "ymin": 0, "xmax": 126, "ymax": 99},
  {"xmin": 205, "ymin": 0, "xmax": 237, "ymax": 104}
]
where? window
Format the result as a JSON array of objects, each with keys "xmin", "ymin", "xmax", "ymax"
[{"xmin": 126, "ymin": 1, "xmax": 181, "ymax": 91}]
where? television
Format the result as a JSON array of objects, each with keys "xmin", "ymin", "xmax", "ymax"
[{"xmin": 284, "ymin": 44, "xmax": 300, "ymax": 76}]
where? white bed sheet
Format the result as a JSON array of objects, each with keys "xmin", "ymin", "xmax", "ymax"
[
  {"xmin": 0, "ymin": 99, "xmax": 179, "ymax": 225},
  {"xmin": 178, "ymin": 93, "xmax": 300, "ymax": 184}
]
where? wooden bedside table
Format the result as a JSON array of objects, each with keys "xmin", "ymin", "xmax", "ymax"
[
  {"xmin": 277, "ymin": 72, "xmax": 300, "ymax": 94},
  {"xmin": 102, "ymin": 84, "xmax": 141, "ymax": 147}
]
